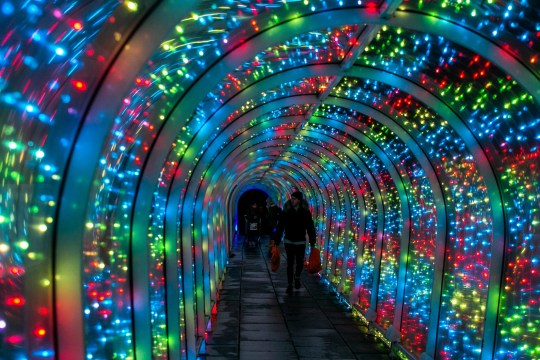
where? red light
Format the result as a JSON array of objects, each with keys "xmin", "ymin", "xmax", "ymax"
[
  {"xmin": 6, "ymin": 335, "xmax": 24, "ymax": 345},
  {"xmin": 34, "ymin": 327, "xmax": 47, "ymax": 337},
  {"xmin": 71, "ymin": 80, "xmax": 87, "ymax": 91},
  {"xmin": 9, "ymin": 266, "xmax": 24, "ymax": 275},
  {"xmin": 6, "ymin": 297, "xmax": 25, "ymax": 306},
  {"xmin": 71, "ymin": 21, "xmax": 83, "ymax": 30},
  {"xmin": 38, "ymin": 307, "xmax": 49, "ymax": 315}
]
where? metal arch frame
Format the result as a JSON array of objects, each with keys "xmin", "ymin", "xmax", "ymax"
[
  {"xmin": 305, "ymin": 121, "xmax": 414, "ymax": 321},
  {"xmin": 70, "ymin": 4, "xmax": 520, "ymax": 360},
  {"xmin": 195, "ymin": 60, "xmax": 502, "ymax": 357},
  {"xmin": 177, "ymin": 82, "xmax": 407, "ymax": 330},
  {"xmin": 54, "ymin": 1, "xmax": 197, "ymax": 358},
  {"xmin": 186, "ymin": 52, "xmax": 502, "ymax": 354},
  {"xmin": 291, "ymin": 131, "xmax": 369, "ymax": 293},
  {"xmin": 322, "ymin": 97, "xmax": 448, "ymax": 357},
  {"xmin": 302, "ymin": 118, "xmax": 412, "ymax": 337},
  {"xmin": 279, "ymin": 142, "xmax": 354, "ymax": 282},
  {"xmin": 203, "ymin": 130, "xmax": 338, "ymax": 258},
  {"xmin": 388, "ymin": 11, "xmax": 540, "ymax": 104},
  {"xmin": 48, "ymin": 3, "xmax": 528, "ymax": 358},
  {"xmin": 192, "ymin": 143, "xmax": 304, "ymax": 319},
  {"xmin": 162, "ymin": 55, "xmax": 478, "ymax": 354},
  {"xmin": 345, "ymin": 65, "xmax": 505, "ymax": 359},
  {"xmin": 169, "ymin": 131, "xmax": 328, "ymax": 357},
  {"xmin": 272, "ymin": 155, "xmax": 339, "ymax": 265},
  {"xmin": 190, "ymin": 101, "xmax": 377, "ymax": 294}
]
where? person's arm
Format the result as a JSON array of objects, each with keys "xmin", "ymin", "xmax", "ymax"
[{"xmin": 305, "ymin": 210, "xmax": 316, "ymax": 247}]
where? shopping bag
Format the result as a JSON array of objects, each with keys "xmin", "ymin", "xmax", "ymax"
[
  {"xmin": 307, "ymin": 247, "xmax": 322, "ymax": 274},
  {"xmin": 271, "ymin": 246, "xmax": 280, "ymax": 272}
]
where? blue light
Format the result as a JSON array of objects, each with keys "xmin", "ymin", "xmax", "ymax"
[{"xmin": 1, "ymin": 1, "xmax": 14, "ymax": 15}]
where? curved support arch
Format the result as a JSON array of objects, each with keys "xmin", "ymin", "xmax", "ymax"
[
  {"xmin": 197, "ymin": 131, "xmax": 340, "ymax": 261},
  {"xmin": 324, "ymin": 96, "xmax": 447, "ymax": 356},
  {"xmin": 124, "ymin": 9, "xmax": 514, "ymax": 358},
  {"xmin": 279, "ymin": 145, "xmax": 354, "ymax": 280},
  {"xmin": 204, "ymin": 61, "xmax": 502, "ymax": 355},
  {"xmin": 179, "ymin": 89, "xmax": 399, "ymax": 315},
  {"xmin": 55, "ymin": 1, "xmax": 197, "ymax": 358},
  {"xmin": 292, "ymin": 132, "xmax": 370, "ymax": 291},
  {"xmin": 227, "ymin": 151, "xmax": 332, "ymax": 249},
  {"xmin": 169, "ymin": 131, "xmax": 332, "ymax": 352},
  {"xmin": 272, "ymin": 156, "xmax": 338, "ymax": 269},
  {"xmin": 301, "ymin": 122, "xmax": 412, "ymax": 335},
  {"xmin": 345, "ymin": 65, "xmax": 505, "ymax": 357},
  {"xmin": 389, "ymin": 10, "xmax": 540, "ymax": 103}
]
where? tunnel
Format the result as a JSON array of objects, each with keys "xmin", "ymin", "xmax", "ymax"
[{"xmin": 0, "ymin": 0, "xmax": 539, "ymax": 359}]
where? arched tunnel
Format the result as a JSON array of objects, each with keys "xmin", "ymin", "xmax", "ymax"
[{"xmin": 1, "ymin": 0, "xmax": 539, "ymax": 359}]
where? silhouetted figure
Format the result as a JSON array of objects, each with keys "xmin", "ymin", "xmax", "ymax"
[
  {"xmin": 266, "ymin": 197, "xmax": 282, "ymax": 255},
  {"xmin": 245, "ymin": 202, "xmax": 261, "ymax": 248},
  {"xmin": 273, "ymin": 191, "xmax": 316, "ymax": 293}
]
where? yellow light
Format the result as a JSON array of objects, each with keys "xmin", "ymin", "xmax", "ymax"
[
  {"xmin": 0, "ymin": 243, "xmax": 9, "ymax": 253},
  {"xmin": 125, "ymin": 1, "xmax": 138, "ymax": 11}
]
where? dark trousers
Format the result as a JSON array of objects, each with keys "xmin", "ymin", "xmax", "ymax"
[{"xmin": 284, "ymin": 243, "xmax": 306, "ymax": 285}]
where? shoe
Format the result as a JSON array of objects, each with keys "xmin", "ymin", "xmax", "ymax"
[
  {"xmin": 294, "ymin": 277, "xmax": 301, "ymax": 289},
  {"xmin": 286, "ymin": 285, "xmax": 293, "ymax": 293}
]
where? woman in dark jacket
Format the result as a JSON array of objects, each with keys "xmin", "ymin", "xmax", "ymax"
[{"xmin": 273, "ymin": 191, "xmax": 316, "ymax": 293}]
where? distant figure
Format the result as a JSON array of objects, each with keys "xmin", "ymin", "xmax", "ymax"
[
  {"xmin": 273, "ymin": 191, "xmax": 316, "ymax": 293},
  {"xmin": 266, "ymin": 197, "xmax": 282, "ymax": 236},
  {"xmin": 244, "ymin": 202, "xmax": 261, "ymax": 248},
  {"xmin": 266, "ymin": 197, "xmax": 282, "ymax": 255}
]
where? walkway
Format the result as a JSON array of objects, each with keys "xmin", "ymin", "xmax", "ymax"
[{"xmin": 198, "ymin": 235, "xmax": 393, "ymax": 359}]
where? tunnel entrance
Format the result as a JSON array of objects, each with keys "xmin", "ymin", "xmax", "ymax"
[{"xmin": 237, "ymin": 189, "xmax": 269, "ymax": 236}]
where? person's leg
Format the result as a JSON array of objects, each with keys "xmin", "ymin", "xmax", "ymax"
[
  {"xmin": 284, "ymin": 244, "xmax": 294, "ymax": 291},
  {"xmin": 294, "ymin": 245, "xmax": 306, "ymax": 288},
  {"xmin": 248, "ymin": 229, "xmax": 256, "ymax": 247}
]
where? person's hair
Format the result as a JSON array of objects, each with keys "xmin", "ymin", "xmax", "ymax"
[{"xmin": 291, "ymin": 191, "xmax": 303, "ymax": 201}]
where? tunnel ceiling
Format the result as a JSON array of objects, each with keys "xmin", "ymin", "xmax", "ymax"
[{"xmin": 1, "ymin": 0, "xmax": 540, "ymax": 359}]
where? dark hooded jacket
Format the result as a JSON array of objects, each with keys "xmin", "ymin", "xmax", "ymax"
[{"xmin": 274, "ymin": 201, "xmax": 316, "ymax": 246}]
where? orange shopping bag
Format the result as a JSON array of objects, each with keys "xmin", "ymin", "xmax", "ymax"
[
  {"xmin": 271, "ymin": 245, "xmax": 280, "ymax": 272},
  {"xmin": 307, "ymin": 247, "xmax": 322, "ymax": 274}
]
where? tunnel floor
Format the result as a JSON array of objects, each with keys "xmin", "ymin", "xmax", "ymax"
[{"xmin": 199, "ymin": 235, "xmax": 392, "ymax": 359}]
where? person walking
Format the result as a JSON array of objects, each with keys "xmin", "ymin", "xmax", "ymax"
[
  {"xmin": 273, "ymin": 191, "xmax": 316, "ymax": 293},
  {"xmin": 266, "ymin": 197, "xmax": 283, "ymax": 256},
  {"xmin": 244, "ymin": 202, "xmax": 261, "ymax": 247}
]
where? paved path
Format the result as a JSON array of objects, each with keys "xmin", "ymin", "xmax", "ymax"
[{"xmin": 199, "ymin": 235, "xmax": 392, "ymax": 359}]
